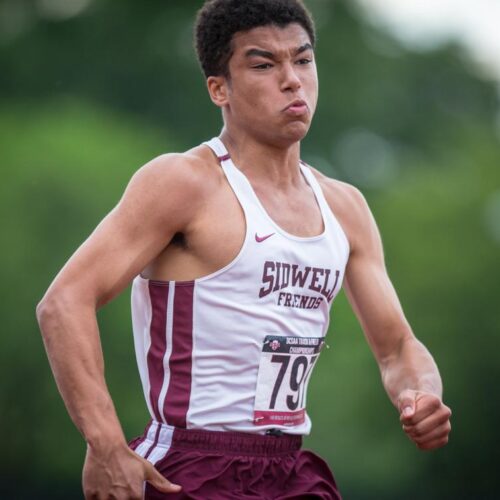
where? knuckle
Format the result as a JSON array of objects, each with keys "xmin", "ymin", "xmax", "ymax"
[
  {"xmin": 431, "ymin": 398, "xmax": 441, "ymax": 410},
  {"xmin": 439, "ymin": 427, "xmax": 450, "ymax": 438},
  {"xmin": 412, "ymin": 426, "xmax": 423, "ymax": 438},
  {"xmin": 439, "ymin": 411, "xmax": 450, "ymax": 423},
  {"xmin": 436, "ymin": 422, "xmax": 450, "ymax": 437},
  {"xmin": 440, "ymin": 406, "xmax": 450, "ymax": 417}
]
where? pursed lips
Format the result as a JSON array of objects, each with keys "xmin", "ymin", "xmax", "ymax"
[{"xmin": 283, "ymin": 99, "xmax": 308, "ymax": 116}]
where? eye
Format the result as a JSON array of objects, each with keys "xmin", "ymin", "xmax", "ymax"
[
  {"xmin": 296, "ymin": 58, "xmax": 312, "ymax": 65},
  {"xmin": 253, "ymin": 63, "xmax": 273, "ymax": 70}
]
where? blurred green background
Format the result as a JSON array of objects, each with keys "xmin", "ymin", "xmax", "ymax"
[{"xmin": 1, "ymin": 0, "xmax": 499, "ymax": 498}]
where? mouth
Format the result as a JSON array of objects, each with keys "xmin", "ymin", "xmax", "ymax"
[{"xmin": 283, "ymin": 99, "xmax": 309, "ymax": 116}]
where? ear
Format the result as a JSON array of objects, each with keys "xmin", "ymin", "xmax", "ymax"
[{"xmin": 207, "ymin": 76, "xmax": 229, "ymax": 108}]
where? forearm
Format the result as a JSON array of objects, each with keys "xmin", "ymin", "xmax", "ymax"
[
  {"xmin": 37, "ymin": 293, "xmax": 126, "ymax": 451},
  {"xmin": 381, "ymin": 335, "xmax": 443, "ymax": 407}
]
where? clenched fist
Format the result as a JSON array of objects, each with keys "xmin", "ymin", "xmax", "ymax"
[{"xmin": 398, "ymin": 389, "xmax": 451, "ymax": 451}]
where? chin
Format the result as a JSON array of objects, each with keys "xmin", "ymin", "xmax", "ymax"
[
  {"xmin": 281, "ymin": 122, "xmax": 310, "ymax": 143},
  {"xmin": 253, "ymin": 120, "xmax": 310, "ymax": 148}
]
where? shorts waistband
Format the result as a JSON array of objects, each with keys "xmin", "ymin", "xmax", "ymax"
[{"xmin": 143, "ymin": 421, "xmax": 302, "ymax": 457}]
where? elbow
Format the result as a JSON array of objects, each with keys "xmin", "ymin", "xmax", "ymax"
[
  {"xmin": 36, "ymin": 294, "xmax": 49, "ymax": 323},
  {"xmin": 36, "ymin": 293, "xmax": 61, "ymax": 334},
  {"xmin": 36, "ymin": 287, "xmax": 75, "ymax": 335},
  {"xmin": 36, "ymin": 286, "xmax": 95, "ymax": 334}
]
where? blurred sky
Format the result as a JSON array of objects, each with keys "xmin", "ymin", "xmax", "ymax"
[{"xmin": 355, "ymin": 0, "xmax": 500, "ymax": 83}]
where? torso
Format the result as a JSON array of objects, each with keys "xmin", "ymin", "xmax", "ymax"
[{"xmin": 132, "ymin": 137, "xmax": 351, "ymax": 433}]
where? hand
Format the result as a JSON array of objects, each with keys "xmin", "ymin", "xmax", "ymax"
[
  {"xmin": 398, "ymin": 389, "xmax": 451, "ymax": 451},
  {"xmin": 82, "ymin": 442, "xmax": 181, "ymax": 499}
]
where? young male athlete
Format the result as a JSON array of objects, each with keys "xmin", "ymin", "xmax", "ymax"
[{"xmin": 37, "ymin": 1, "xmax": 452, "ymax": 498}]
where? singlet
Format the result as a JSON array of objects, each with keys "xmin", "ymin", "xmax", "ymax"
[{"xmin": 131, "ymin": 137, "xmax": 350, "ymax": 435}]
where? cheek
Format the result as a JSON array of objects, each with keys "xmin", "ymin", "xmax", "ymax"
[
  {"xmin": 233, "ymin": 80, "xmax": 271, "ymax": 111},
  {"xmin": 305, "ymin": 77, "xmax": 319, "ymax": 107},
  {"xmin": 305, "ymin": 70, "xmax": 318, "ymax": 90},
  {"xmin": 304, "ymin": 66, "xmax": 319, "ymax": 92}
]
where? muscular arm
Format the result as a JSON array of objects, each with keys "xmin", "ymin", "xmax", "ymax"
[
  {"xmin": 321, "ymin": 178, "xmax": 451, "ymax": 450},
  {"xmin": 36, "ymin": 154, "xmax": 205, "ymax": 498}
]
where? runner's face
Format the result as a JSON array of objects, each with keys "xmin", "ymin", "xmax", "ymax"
[{"xmin": 222, "ymin": 23, "xmax": 318, "ymax": 145}]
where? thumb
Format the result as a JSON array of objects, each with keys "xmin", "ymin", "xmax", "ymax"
[
  {"xmin": 398, "ymin": 389, "xmax": 417, "ymax": 420},
  {"xmin": 144, "ymin": 462, "xmax": 182, "ymax": 493}
]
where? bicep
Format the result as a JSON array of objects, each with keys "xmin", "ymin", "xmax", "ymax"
[{"xmin": 55, "ymin": 209, "xmax": 169, "ymax": 308}]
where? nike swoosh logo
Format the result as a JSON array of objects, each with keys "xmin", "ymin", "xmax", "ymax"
[{"xmin": 255, "ymin": 232, "xmax": 275, "ymax": 243}]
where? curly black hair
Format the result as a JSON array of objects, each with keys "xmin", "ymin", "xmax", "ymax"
[{"xmin": 194, "ymin": 0, "xmax": 316, "ymax": 78}]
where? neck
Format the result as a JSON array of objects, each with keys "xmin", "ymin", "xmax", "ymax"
[{"xmin": 219, "ymin": 127, "xmax": 303, "ymax": 187}]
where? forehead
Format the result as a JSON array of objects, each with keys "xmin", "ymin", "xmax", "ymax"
[{"xmin": 231, "ymin": 23, "xmax": 312, "ymax": 56}]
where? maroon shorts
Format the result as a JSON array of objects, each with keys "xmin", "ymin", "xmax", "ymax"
[{"xmin": 130, "ymin": 423, "xmax": 341, "ymax": 500}]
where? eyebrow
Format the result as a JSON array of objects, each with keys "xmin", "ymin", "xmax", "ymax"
[{"xmin": 245, "ymin": 43, "xmax": 313, "ymax": 60}]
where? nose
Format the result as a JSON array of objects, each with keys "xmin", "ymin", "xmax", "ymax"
[{"xmin": 280, "ymin": 62, "xmax": 301, "ymax": 93}]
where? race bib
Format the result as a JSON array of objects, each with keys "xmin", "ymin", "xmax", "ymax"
[{"xmin": 253, "ymin": 335, "xmax": 326, "ymax": 426}]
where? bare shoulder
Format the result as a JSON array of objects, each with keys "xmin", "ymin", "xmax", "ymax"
[
  {"xmin": 129, "ymin": 144, "xmax": 220, "ymax": 200},
  {"xmin": 308, "ymin": 167, "xmax": 377, "ymax": 251},
  {"xmin": 121, "ymin": 143, "xmax": 222, "ymax": 222}
]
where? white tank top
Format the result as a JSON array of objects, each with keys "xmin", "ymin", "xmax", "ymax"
[{"xmin": 131, "ymin": 137, "xmax": 350, "ymax": 435}]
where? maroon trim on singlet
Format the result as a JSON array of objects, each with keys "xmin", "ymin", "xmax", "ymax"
[
  {"xmin": 164, "ymin": 281, "xmax": 195, "ymax": 428},
  {"xmin": 218, "ymin": 153, "xmax": 231, "ymax": 162},
  {"xmin": 147, "ymin": 281, "xmax": 170, "ymax": 422}
]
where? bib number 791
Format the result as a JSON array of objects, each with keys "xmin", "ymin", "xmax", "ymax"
[{"xmin": 253, "ymin": 336, "xmax": 326, "ymax": 426}]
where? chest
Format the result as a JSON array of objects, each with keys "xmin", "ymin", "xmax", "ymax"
[
  {"xmin": 252, "ymin": 184, "xmax": 324, "ymax": 238},
  {"xmin": 147, "ymin": 168, "xmax": 337, "ymax": 283},
  {"xmin": 191, "ymin": 176, "xmax": 323, "ymax": 257}
]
